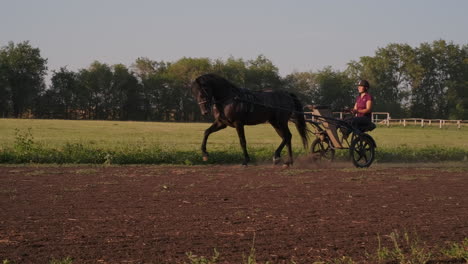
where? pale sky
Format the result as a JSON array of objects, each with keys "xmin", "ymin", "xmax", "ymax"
[{"xmin": 1, "ymin": 0, "xmax": 467, "ymax": 78}]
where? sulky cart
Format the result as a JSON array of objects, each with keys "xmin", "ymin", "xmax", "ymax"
[{"xmin": 305, "ymin": 105, "xmax": 377, "ymax": 168}]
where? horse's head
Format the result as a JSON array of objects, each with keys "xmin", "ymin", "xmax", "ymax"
[{"xmin": 191, "ymin": 75, "xmax": 214, "ymax": 116}]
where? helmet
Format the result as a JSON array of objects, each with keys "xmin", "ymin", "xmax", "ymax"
[{"xmin": 357, "ymin": 80, "xmax": 370, "ymax": 88}]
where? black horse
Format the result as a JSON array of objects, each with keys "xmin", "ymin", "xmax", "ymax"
[{"xmin": 191, "ymin": 73, "xmax": 309, "ymax": 166}]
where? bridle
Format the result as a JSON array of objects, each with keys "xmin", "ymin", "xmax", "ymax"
[
  {"xmin": 197, "ymin": 86, "xmax": 213, "ymax": 111},
  {"xmin": 195, "ymin": 80, "xmax": 236, "ymax": 111}
]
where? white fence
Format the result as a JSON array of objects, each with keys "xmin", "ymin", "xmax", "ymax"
[{"xmin": 381, "ymin": 118, "xmax": 466, "ymax": 129}]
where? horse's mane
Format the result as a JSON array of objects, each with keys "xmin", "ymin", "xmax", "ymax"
[{"xmin": 195, "ymin": 73, "xmax": 241, "ymax": 93}]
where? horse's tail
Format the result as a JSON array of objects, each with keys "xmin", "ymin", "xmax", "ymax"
[{"xmin": 289, "ymin": 93, "xmax": 310, "ymax": 149}]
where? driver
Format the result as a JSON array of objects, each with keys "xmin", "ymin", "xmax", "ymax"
[{"xmin": 349, "ymin": 80, "xmax": 373, "ymax": 131}]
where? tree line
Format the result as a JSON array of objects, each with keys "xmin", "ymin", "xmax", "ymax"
[{"xmin": 0, "ymin": 40, "xmax": 466, "ymax": 121}]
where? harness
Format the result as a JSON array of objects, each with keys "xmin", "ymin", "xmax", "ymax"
[
  {"xmin": 233, "ymin": 89, "xmax": 258, "ymax": 112},
  {"xmin": 198, "ymin": 85, "xmax": 298, "ymax": 115}
]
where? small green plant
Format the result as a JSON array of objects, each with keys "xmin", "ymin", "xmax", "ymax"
[
  {"xmin": 243, "ymin": 247, "xmax": 257, "ymax": 264},
  {"xmin": 312, "ymin": 257, "xmax": 356, "ymax": 264},
  {"xmin": 3, "ymin": 260, "xmax": 12, "ymax": 264},
  {"xmin": 441, "ymin": 238, "xmax": 468, "ymax": 262},
  {"xmin": 49, "ymin": 257, "xmax": 73, "ymax": 264},
  {"xmin": 331, "ymin": 256, "xmax": 356, "ymax": 264},
  {"xmin": 186, "ymin": 249, "xmax": 220, "ymax": 264},
  {"xmin": 376, "ymin": 231, "xmax": 432, "ymax": 264},
  {"xmin": 242, "ymin": 234, "xmax": 259, "ymax": 264},
  {"xmin": 375, "ymin": 234, "xmax": 391, "ymax": 263},
  {"xmin": 14, "ymin": 128, "xmax": 37, "ymax": 152},
  {"xmin": 104, "ymin": 153, "xmax": 113, "ymax": 165}
]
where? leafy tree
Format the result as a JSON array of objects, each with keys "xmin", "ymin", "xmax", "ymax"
[
  {"xmin": 132, "ymin": 57, "xmax": 169, "ymax": 120},
  {"xmin": 167, "ymin": 57, "xmax": 213, "ymax": 121},
  {"xmin": 132, "ymin": 57, "xmax": 167, "ymax": 79},
  {"xmin": 313, "ymin": 67, "xmax": 354, "ymax": 111},
  {"xmin": 283, "ymin": 71, "xmax": 317, "ymax": 104},
  {"xmin": 45, "ymin": 67, "xmax": 79, "ymax": 119},
  {"xmin": 111, "ymin": 64, "xmax": 141, "ymax": 120},
  {"xmin": 408, "ymin": 40, "xmax": 466, "ymax": 118},
  {"xmin": 449, "ymin": 44, "xmax": 468, "ymax": 119},
  {"xmin": 432, "ymin": 41, "xmax": 467, "ymax": 119},
  {"xmin": 212, "ymin": 56, "xmax": 248, "ymax": 87},
  {"xmin": 142, "ymin": 73, "xmax": 172, "ymax": 120},
  {"xmin": 78, "ymin": 61, "xmax": 113, "ymax": 119},
  {"xmin": 0, "ymin": 58, "xmax": 11, "ymax": 117},
  {"xmin": 0, "ymin": 41, "xmax": 47, "ymax": 117},
  {"xmin": 168, "ymin": 57, "xmax": 212, "ymax": 82},
  {"xmin": 245, "ymin": 55, "xmax": 282, "ymax": 91}
]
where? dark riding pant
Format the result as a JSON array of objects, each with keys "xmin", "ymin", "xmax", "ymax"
[{"xmin": 350, "ymin": 116, "xmax": 373, "ymax": 132}]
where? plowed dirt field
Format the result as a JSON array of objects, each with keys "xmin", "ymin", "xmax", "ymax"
[{"xmin": 1, "ymin": 164, "xmax": 467, "ymax": 263}]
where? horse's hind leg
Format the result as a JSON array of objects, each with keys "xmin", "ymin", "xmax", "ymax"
[
  {"xmin": 285, "ymin": 128, "xmax": 293, "ymax": 165},
  {"xmin": 271, "ymin": 123, "xmax": 293, "ymax": 165},
  {"xmin": 202, "ymin": 121, "xmax": 227, "ymax": 161},
  {"xmin": 273, "ymin": 131, "xmax": 286, "ymax": 164},
  {"xmin": 235, "ymin": 124, "xmax": 250, "ymax": 166}
]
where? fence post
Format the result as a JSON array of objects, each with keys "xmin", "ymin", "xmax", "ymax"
[
  {"xmin": 421, "ymin": 119, "xmax": 424, "ymax": 127},
  {"xmin": 403, "ymin": 119, "xmax": 406, "ymax": 127},
  {"xmin": 429, "ymin": 120, "xmax": 432, "ymax": 126},
  {"xmin": 457, "ymin": 120, "xmax": 461, "ymax": 129},
  {"xmin": 439, "ymin": 120, "xmax": 442, "ymax": 129}
]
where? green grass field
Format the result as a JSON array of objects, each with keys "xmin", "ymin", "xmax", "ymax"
[{"xmin": 0, "ymin": 118, "xmax": 467, "ymax": 164}]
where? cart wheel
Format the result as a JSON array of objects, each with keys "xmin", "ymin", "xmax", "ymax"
[
  {"xmin": 350, "ymin": 134, "xmax": 375, "ymax": 168},
  {"xmin": 311, "ymin": 138, "xmax": 335, "ymax": 161}
]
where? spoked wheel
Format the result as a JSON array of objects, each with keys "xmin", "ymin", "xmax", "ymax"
[
  {"xmin": 311, "ymin": 138, "xmax": 335, "ymax": 162},
  {"xmin": 350, "ymin": 134, "xmax": 375, "ymax": 168}
]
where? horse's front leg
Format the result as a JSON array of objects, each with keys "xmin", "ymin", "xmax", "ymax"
[
  {"xmin": 202, "ymin": 121, "xmax": 227, "ymax": 161},
  {"xmin": 235, "ymin": 124, "xmax": 250, "ymax": 165}
]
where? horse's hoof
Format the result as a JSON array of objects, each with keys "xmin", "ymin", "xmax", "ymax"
[
  {"xmin": 273, "ymin": 157, "xmax": 281, "ymax": 165},
  {"xmin": 202, "ymin": 156, "xmax": 209, "ymax": 162}
]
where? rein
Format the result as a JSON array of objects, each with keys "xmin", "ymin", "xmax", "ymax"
[{"xmin": 198, "ymin": 100, "xmax": 210, "ymax": 105}]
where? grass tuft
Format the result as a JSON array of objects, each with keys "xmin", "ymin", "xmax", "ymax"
[
  {"xmin": 49, "ymin": 257, "xmax": 73, "ymax": 264},
  {"xmin": 186, "ymin": 249, "xmax": 220, "ymax": 264},
  {"xmin": 373, "ymin": 231, "xmax": 431, "ymax": 264},
  {"xmin": 242, "ymin": 234, "xmax": 258, "ymax": 264},
  {"xmin": 441, "ymin": 238, "xmax": 468, "ymax": 262}
]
